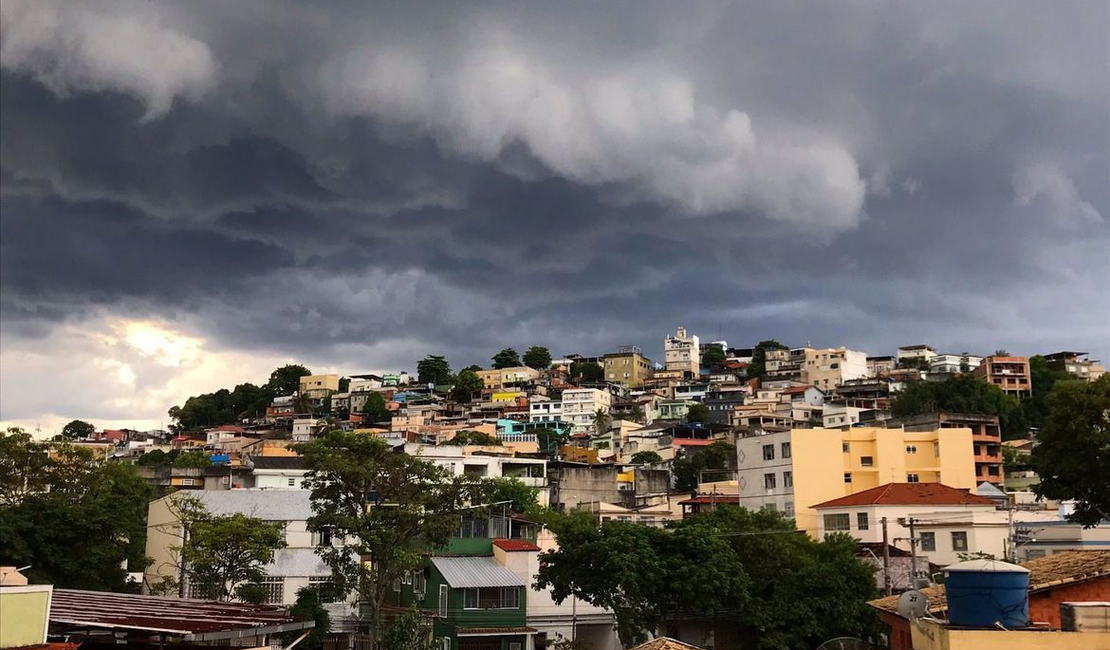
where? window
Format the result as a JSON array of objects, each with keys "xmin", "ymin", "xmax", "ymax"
[
  {"xmin": 438, "ymin": 585, "xmax": 448, "ymax": 617},
  {"xmin": 784, "ymin": 501, "xmax": 795, "ymax": 517},
  {"xmin": 920, "ymin": 532, "xmax": 936, "ymax": 552},
  {"xmin": 844, "ymin": 472, "xmax": 853, "ymax": 483},
  {"xmin": 842, "ymin": 442, "xmax": 850, "ymax": 453},
  {"xmin": 311, "ymin": 530, "xmax": 333, "ymax": 547},
  {"xmin": 781, "ymin": 441, "xmax": 792, "ymax": 458},
  {"xmin": 393, "ymin": 578, "xmax": 401, "ymax": 592},
  {"xmin": 287, "ymin": 477, "xmax": 296, "ymax": 487},
  {"xmin": 907, "ymin": 473, "xmax": 920, "ymax": 483},
  {"xmin": 783, "ymin": 471, "xmax": 793, "ymax": 488},
  {"xmin": 860, "ymin": 456, "xmax": 873, "ymax": 467},
  {"xmin": 934, "ymin": 442, "xmax": 940, "ymax": 458},
  {"xmin": 951, "ymin": 531, "xmax": 969, "ymax": 552},
  {"xmin": 824, "ymin": 513, "xmax": 851, "ymax": 532},
  {"xmin": 857, "ymin": 512, "xmax": 869, "ymax": 530},
  {"xmin": 764, "ymin": 473, "xmax": 777, "ymax": 489},
  {"xmin": 442, "ymin": 638, "xmax": 450, "ymax": 650},
  {"xmin": 403, "ymin": 572, "xmax": 412, "ymax": 585},
  {"xmin": 906, "ymin": 445, "xmax": 918, "ymax": 454},
  {"xmin": 413, "ymin": 570, "xmax": 426, "ymax": 596},
  {"xmin": 260, "ymin": 577, "xmax": 284, "ymax": 604},
  {"xmin": 762, "ymin": 444, "xmax": 775, "ymax": 461},
  {"xmin": 463, "ymin": 587, "xmax": 519, "ymax": 609}
]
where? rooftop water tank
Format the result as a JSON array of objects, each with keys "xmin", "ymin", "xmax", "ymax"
[{"xmin": 944, "ymin": 558, "xmax": 1030, "ymax": 628}]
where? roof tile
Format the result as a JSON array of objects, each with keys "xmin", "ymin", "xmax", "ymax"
[{"xmin": 812, "ymin": 483, "xmax": 997, "ymax": 509}]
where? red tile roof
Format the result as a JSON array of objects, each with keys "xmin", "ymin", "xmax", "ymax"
[
  {"xmin": 493, "ymin": 538, "xmax": 541, "ymax": 552},
  {"xmin": 673, "ymin": 438, "xmax": 716, "ymax": 447},
  {"xmin": 811, "ymin": 483, "xmax": 997, "ymax": 509},
  {"xmin": 780, "ymin": 385, "xmax": 813, "ymax": 395},
  {"xmin": 679, "ymin": 495, "xmax": 740, "ymax": 505}
]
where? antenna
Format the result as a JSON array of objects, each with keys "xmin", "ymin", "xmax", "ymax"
[
  {"xmin": 815, "ymin": 638, "xmax": 873, "ymax": 650},
  {"xmin": 897, "ymin": 589, "xmax": 930, "ymax": 620}
]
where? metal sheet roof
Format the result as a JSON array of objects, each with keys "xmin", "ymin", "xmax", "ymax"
[{"xmin": 430, "ymin": 556, "xmax": 525, "ymax": 588}]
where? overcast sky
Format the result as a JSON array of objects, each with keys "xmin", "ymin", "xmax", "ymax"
[{"xmin": 1, "ymin": 0, "xmax": 1107, "ymax": 434}]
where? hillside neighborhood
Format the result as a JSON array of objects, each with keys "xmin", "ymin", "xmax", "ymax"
[{"xmin": 2, "ymin": 330, "xmax": 1108, "ymax": 650}]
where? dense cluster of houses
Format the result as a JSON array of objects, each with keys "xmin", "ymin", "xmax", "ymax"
[{"xmin": 40, "ymin": 329, "xmax": 1109, "ymax": 650}]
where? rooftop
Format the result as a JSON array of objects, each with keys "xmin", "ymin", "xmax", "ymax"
[
  {"xmin": 629, "ymin": 637, "xmax": 707, "ymax": 650},
  {"xmin": 811, "ymin": 483, "xmax": 997, "ymax": 509},
  {"xmin": 175, "ymin": 489, "xmax": 313, "ymax": 521},
  {"xmin": 431, "ymin": 556, "xmax": 525, "ymax": 589},
  {"xmin": 679, "ymin": 495, "xmax": 741, "ymax": 505},
  {"xmin": 493, "ymin": 538, "xmax": 541, "ymax": 552},
  {"xmin": 249, "ymin": 455, "xmax": 306, "ymax": 470}
]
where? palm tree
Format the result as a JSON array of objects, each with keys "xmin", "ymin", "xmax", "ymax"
[{"xmin": 592, "ymin": 408, "xmax": 612, "ymax": 436}]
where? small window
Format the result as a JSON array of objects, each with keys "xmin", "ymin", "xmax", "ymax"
[
  {"xmin": 860, "ymin": 456, "xmax": 873, "ymax": 467},
  {"xmin": 907, "ymin": 473, "xmax": 920, "ymax": 483},
  {"xmin": 934, "ymin": 442, "xmax": 940, "ymax": 457},
  {"xmin": 764, "ymin": 473, "xmax": 777, "ymax": 489},
  {"xmin": 857, "ymin": 512, "xmax": 869, "ymax": 530},
  {"xmin": 413, "ymin": 571, "xmax": 426, "ymax": 595},
  {"xmin": 464, "ymin": 588, "xmax": 479, "ymax": 609},
  {"xmin": 287, "ymin": 477, "xmax": 296, "ymax": 486},
  {"xmin": 762, "ymin": 444, "xmax": 775, "ymax": 461},
  {"xmin": 403, "ymin": 572, "xmax": 412, "ymax": 585},
  {"xmin": 951, "ymin": 531, "xmax": 969, "ymax": 552},
  {"xmin": 842, "ymin": 442, "xmax": 850, "ymax": 453},
  {"xmin": 784, "ymin": 501, "xmax": 795, "ymax": 517},
  {"xmin": 920, "ymin": 532, "xmax": 936, "ymax": 552},
  {"xmin": 906, "ymin": 445, "xmax": 918, "ymax": 454},
  {"xmin": 783, "ymin": 471, "xmax": 793, "ymax": 488},
  {"xmin": 781, "ymin": 442, "xmax": 792, "ymax": 458},
  {"xmin": 844, "ymin": 473, "xmax": 853, "ymax": 483},
  {"xmin": 824, "ymin": 513, "xmax": 851, "ymax": 532},
  {"xmin": 438, "ymin": 585, "xmax": 448, "ymax": 617}
]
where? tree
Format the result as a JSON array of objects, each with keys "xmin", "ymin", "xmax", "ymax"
[
  {"xmin": 172, "ymin": 451, "xmax": 212, "ymax": 468},
  {"xmin": 569, "ymin": 361, "xmax": 604, "ymax": 383},
  {"xmin": 535, "ymin": 428, "xmax": 569, "ymax": 457},
  {"xmin": 451, "ymin": 369, "xmax": 484, "ymax": 403},
  {"xmin": 381, "ymin": 607, "xmax": 437, "ymax": 650},
  {"xmin": 491, "ymin": 348, "xmax": 522, "ymax": 369},
  {"xmin": 746, "ymin": 340, "xmax": 787, "ymax": 379},
  {"xmin": 535, "ymin": 506, "xmax": 877, "ymax": 648},
  {"xmin": 296, "ymin": 430, "xmax": 476, "ymax": 649},
  {"xmin": 284, "ymin": 587, "xmax": 331, "ymax": 650},
  {"xmin": 994, "ymin": 349, "xmax": 1010, "ymax": 357},
  {"xmin": 1032, "ymin": 375, "xmax": 1110, "ymax": 527},
  {"xmin": 362, "ymin": 392, "xmax": 391, "ymax": 423},
  {"xmin": 1023, "ymin": 355, "xmax": 1072, "ymax": 430},
  {"xmin": 673, "ymin": 442, "xmax": 736, "ymax": 491},
  {"xmin": 59, "ymin": 419, "xmax": 96, "ymax": 441},
  {"xmin": 701, "ymin": 345, "xmax": 726, "ymax": 369},
  {"xmin": 174, "ymin": 496, "xmax": 287, "ymax": 600},
  {"xmin": 630, "ymin": 451, "xmax": 663, "ymax": 465},
  {"xmin": 592, "ymin": 409, "xmax": 612, "ymax": 436},
  {"xmin": 685, "ymin": 402, "xmax": 710, "ymax": 424},
  {"xmin": 0, "ymin": 428, "xmax": 52, "ymax": 503},
  {"xmin": 892, "ymin": 373, "xmax": 1028, "ymax": 438},
  {"xmin": 523, "ymin": 346, "xmax": 553, "ymax": 370},
  {"xmin": 416, "ymin": 355, "xmax": 452, "ymax": 385},
  {"xmin": 269, "ymin": 364, "xmax": 312, "ymax": 396},
  {"xmin": 476, "ymin": 477, "xmax": 540, "ymax": 516},
  {"xmin": 444, "ymin": 430, "xmax": 500, "ymax": 446}
]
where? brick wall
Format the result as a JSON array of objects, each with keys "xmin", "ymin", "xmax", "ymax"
[{"xmin": 1029, "ymin": 575, "xmax": 1110, "ymax": 629}]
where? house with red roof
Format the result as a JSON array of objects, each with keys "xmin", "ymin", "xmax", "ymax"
[{"xmin": 812, "ymin": 483, "xmax": 1002, "ymax": 567}]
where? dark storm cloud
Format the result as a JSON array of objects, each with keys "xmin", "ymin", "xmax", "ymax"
[{"xmin": 1, "ymin": 0, "xmax": 1108, "ymax": 412}]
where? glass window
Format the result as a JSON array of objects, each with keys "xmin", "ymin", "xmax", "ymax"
[
  {"xmin": 842, "ymin": 442, "xmax": 850, "ymax": 453},
  {"xmin": 844, "ymin": 472, "xmax": 853, "ymax": 483},
  {"xmin": 906, "ymin": 445, "xmax": 918, "ymax": 454},
  {"xmin": 783, "ymin": 471, "xmax": 793, "ymax": 488},
  {"xmin": 261, "ymin": 577, "xmax": 284, "ymax": 604},
  {"xmin": 764, "ymin": 473, "xmax": 776, "ymax": 489},
  {"xmin": 857, "ymin": 512, "xmax": 869, "ymax": 530},
  {"xmin": 951, "ymin": 531, "xmax": 969, "ymax": 552},
  {"xmin": 781, "ymin": 442, "xmax": 792, "ymax": 458},
  {"xmin": 784, "ymin": 501, "xmax": 795, "ymax": 517},
  {"xmin": 860, "ymin": 456, "xmax": 873, "ymax": 467},
  {"xmin": 762, "ymin": 444, "xmax": 775, "ymax": 461},
  {"xmin": 464, "ymin": 588, "xmax": 479, "ymax": 609},
  {"xmin": 907, "ymin": 473, "xmax": 920, "ymax": 483},
  {"xmin": 920, "ymin": 532, "xmax": 936, "ymax": 552},
  {"xmin": 824, "ymin": 513, "xmax": 851, "ymax": 532}
]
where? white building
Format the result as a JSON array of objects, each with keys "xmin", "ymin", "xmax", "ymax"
[
  {"xmin": 664, "ymin": 326, "xmax": 700, "ymax": 376},
  {"xmin": 897, "ymin": 344, "xmax": 937, "ymax": 365},
  {"xmin": 292, "ymin": 418, "xmax": 321, "ymax": 442},
  {"xmin": 822, "ymin": 404, "xmax": 869, "ymax": 428},
  {"xmin": 247, "ymin": 456, "xmax": 308, "ymax": 489},
  {"xmin": 802, "ymin": 347, "xmax": 868, "ymax": 391},
  {"xmin": 405, "ymin": 444, "xmax": 550, "ymax": 505},
  {"xmin": 929, "ymin": 353, "xmax": 984, "ymax": 375},
  {"xmin": 561, "ymin": 388, "xmax": 612, "ymax": 434},
  {"xmin": 528, "ymin": 397, "xmax": 563, "ymax": 424}
]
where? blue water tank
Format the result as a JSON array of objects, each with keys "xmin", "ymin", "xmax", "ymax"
[{"xmin": 944, "ymin": 559, "xmax": 1030, "ymax": 628}]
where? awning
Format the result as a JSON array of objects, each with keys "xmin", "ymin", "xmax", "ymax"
[{"xmin": 430, "ymin": 556, "xmax": 524, "ymax": 588}]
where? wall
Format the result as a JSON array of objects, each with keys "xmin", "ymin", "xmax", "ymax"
[
  {"xmin": 1029, "ymin": 575, "xmax": 1110, "ymax": 628},
  {"xmin": 0, "ymin": 586, "xmax": 51, "ymax": 648},
  {"xmin": 910, "ymin": 618, "xmax": 1110, "ymax": 650}
]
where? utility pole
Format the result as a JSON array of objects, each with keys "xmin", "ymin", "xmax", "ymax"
[
  {"xmin": 1006, "ymin": 505, "xmax": 1015, "ymax": 562},
  {"xmin": 882, "ymin": 516, "xmax": 892, "ymax": 596},
  {"xmin": 908, "ymin": 517, "xmax": 919, "ymax": 584}
]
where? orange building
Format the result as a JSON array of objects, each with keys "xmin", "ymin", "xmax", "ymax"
[{"xmin": 974, "ymin": 356, "xmax": 1031, "ymax": 397}]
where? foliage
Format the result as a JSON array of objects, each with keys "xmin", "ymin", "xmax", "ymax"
[
  {"xmin": 613, "ymin": 405, "xmax": 646, "ymax": 424},
  {"xmin": 168, "ymin": 364, "xmax": 310, "ymax": 431},
  {"xmin": 416, "ymin": 355, "xmax": 452, "ymax": 385},
  {"xmin": 451, "ymin": 369, "xmax": 484, "ymax": 403},
  {"xmin": 296, "ymin": 430, "xmax": 476, "ymax": 649},
  {"xmin": 59, "ymin": 419, "xmax": 96, "ymax": 440},
  {"xmin": 443, "ymin": 429, "xmax": 500, "ymax": 446},
  {"xmin": 491, "ymin": 347, "xmax": 522, "ymax": 369},
  {"xmin": 381, "ymin": 607, "xmax": 437, "ymax": 650},
  {"xmin": 569, "ymin": 361, "xmax": 604, "ymax": 383},
  {"xmin": 269, "ymin": 364, "xmax": 312, "ymax": 396},
  {"xmin": 136, "ymin": 448, "xmax": 171, "ymax": 466},
  {"xmin": 174, "ymin": 496, "xmax": 287, "ymax": 601},
  {"xmin": 536, "ymin": 506, "xmax": 877, "ymax": 648},
  {"xmin": 1023, "ymin": 355, "xmax": 1072, "ymax": 430},
  {"xmin": 891, "ymin": 373, "xmax": 1028, "ymax": 438},
  {"xmin": 535, "ymin": 427, "xmax": 569, "ymax": 457},
  {"xmin": 523, "ymin": 345, "xmax": 553, "ymax": 370},
  {"xmin": 630, "ymin": 451, "xmax": 663, "ymax": 465},
  {"xmin": 1032, "ymin": 375, "xmax": 1110, "ymax": 527},
  {"xmin": 362, "ymin": 392, "xmax": 392, "ymax": 423},
  {"xmin": 672, "ymin": 442, "xmax": 736, "ymax": 491},
  {"xmin": 475, "ymin": 477, "xmax": 541, "ymax": 516},
  {"xmin": 685, "ymin": 402, "xmax": 710, "ymax": 424},
  {"xmin": 172, "ymin": 450, "xmax": 212, "ymax": 468},
  {"xmin": 235, "ymin": 582, "xmax": 270, "ymax": 604},
  {"xmin": 283, "ymin": 587, "xmax": 332, "ymax": 650},
  {"xmin": 746, "ymin": 340, "xmax": 787, "ymax": 379},
  {"xmin": 0, "ymin": 433, "xmax": 154, "ymax": 591},
  {"xmin": 701, "ymin": 344, "xmax": 726, "ymax": 368},
  {"xmin": 592, "ymin": 408, "xmax": 612, "ymax": 436}
]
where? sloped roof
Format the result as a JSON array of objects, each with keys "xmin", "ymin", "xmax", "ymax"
[
  {"xmin": 183, "ymin": 489, "xmax": 313, "ymax": 521},
  {"xmin": 250, "ymin": 455, "xmax": 306, "ymax": 470},
  {"xmin": 264, "ymin": 547, "xmax": 330, "ymax": 577},
  {"xmin": 679, "ymin": 495, "xmax": 740, "ymax": 506},
  {"xmin": 812, "ymin": 483, "xmax": 997, "ymax": 509},
  {"xmin": 493, "ymin": 538, "xmax": 541, "ymax": 552},
  {"xmin": 868, "ymin": 550, "xmax": 1110, "ymax": 616},
  {"xmin": 629, "ymin": 638, "xmax": 706, "ymax": 650},
  {"xmin": 431, "ymin": 556, "xmax": 525, "ymax": 588}
]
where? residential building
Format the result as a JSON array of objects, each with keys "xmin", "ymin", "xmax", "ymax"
[
  {"xmin": 528, "ymin": 397, "xmax": 563, "ymax": 424},
  {"xmin": 551, "ymin": 463, "xmax": 671, "ymax": 510},
  {"xmin": 889, "ymin": 413, "xmax": 1003, "ymax": 484},
  {"xmin": 476, "ymin": 366, "xmax": 541, "ymax": 392},
  {"xmin": 656, "ymin": 398, "xmax": 695, "ymax": 422},
  {"xmin": 703, "ymin": 387, "xmax": 747, "ymax": 424},
  {"xmin": 298, "ymin": 374, "xmax": 339, "ymax": 398},
  {"xmin": 1043, "ymin": 351, "xmax": 1106, "ymax": 382},
  {"xmin": 802, "ymin": 347, "xmax": 868, "ymax": 391},
  {"xmin": 812, "ymin": 483, "xmax": 1001, "ymax": 566},
  {"xmin": 1015, "ymin": 508, "xmax": 1110, "ymax": 562},
  {"xmin": 246, "ymin": 455, "xmax": 307, "ymax": 489},
  {"xmin": 897, "ymin": 344, "xmax": 937, "ymax": 367},
  {"xmin": 561, "ymin": 388, "xmax": 612, "ymax": 434},
  {"xmin": 974, "ymin": 356, "xmax": 1032, "ymax": 397},
  {"xmin": 664, "ymin": 327, "xmax": 700, "ymax": 376},
  {"xmin": 822, "ymin": 403, "xmax": 874, "ymax": 428},
  {"xmin": 928, "ymin": 353, "xmax": 984, "ymax": 375},
  {"xmin": 867, "ymin": 355, "xmax": 897, "ymax": 376},
  {"xmin": 764, "ymin": 348, "xmax": 807, "ymax": 384},
  {"xmin": 736, "ymin": 426, "xmax": 977, "ymax": 537},
  {"xmin": 406, "ymin": 445, "xmax": 550, "ymax": 505},
  {"xmin": 292, "ymin": 417, "xmax": 322, "ymax": 442},
  {"xmin": 602, "ymin": 346, "xmax": 654, "ymax": 388}
]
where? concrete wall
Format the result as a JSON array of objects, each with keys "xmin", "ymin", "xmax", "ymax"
[
  {"xmin": 0, "ymin": 586, "xmax": 51, "ymax": 648},
  {"xmin": 911, "ymin": 618, "xmax": 1110, "ymax": 650}
]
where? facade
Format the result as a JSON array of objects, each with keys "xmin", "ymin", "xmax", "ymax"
[
  {"xmin": 0, "ymin": 568, "xmax": 51, "ymax": 649},
  {"xmin": 890, "ymin": 413, "xmax": 1003, "ymax": 485},
  {"xmin": 867, "ymin": 356, "xmax": 897, "ymax": 376},
  {"xmin": 561, "ymin": 388, "xmax": 612, "ymax": 434},
  {"xmin": 897, "ymin": 344, "xmax": 937, "ymax": 366},
  {"xmin": 406, "ymin": 445, "xmax": 549, "ymax": 505},
  {"xmin": 764, "ymin": 348, "xmax": 806, "ymax": 384},
  {"xmin": 928, "ymin": 353, "xmax": 984, "ymax": 375},
  {"xmin": 664, "ymin": 327, "xmax": 700, "ymax": 376},
  {"xmin": 528, "ymin": 398, "xmax": 563, "ymax": 424},
  {"xmin": 802, "ymin": 347, "xmax": 868, "ymax": 391},
  {"xmin": 1043, "ymin": 351, "xmax": 1106, "ymax": 382},
  {"xmin": 703, "ymin": 388, "xmax": 747, "ymax": 424},
  {"xmin": 477, "ymin": 367, "xmax": 541, "ymax": 392},
  {"xmin": 298, "ymin": 374, "xmax": 339, "ymax": 398},
  {"xmin": 247, "ymin": 455, "xmax": 307, "ymax": 489},
  {"xmin": 736, "ymin": 426, "xmax": 977, "ymax": 536},
  {"xmin": 974, "ymin": 356, "xmax": 1032, "ymax": 397},
  {"xmin": 602, "ymin": 346, "xmax": 654, "ymax": 387}
]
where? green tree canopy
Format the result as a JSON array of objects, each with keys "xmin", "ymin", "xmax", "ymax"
[
  {"xmin": 1023, "ymin": 355, "xmax": 1073, "ymax": 430},
  {"xmin": 593, "ymin": 408, "xmax": 612, "ymax": 436},
  {"xmin": 443, "ymin": 430, "xmax": 500, "ymax": 446},
  {"xmin": 172, "ymin": 450, "xmax": 212, "ymax": 468},
  {"xmin": 451, "ymin": 369, "xmax": 484, "ymax": 403},
  {"xmin": 535, "ymin": 428, "xmax": 569, "ymax": 457},
  {"xmin": 269, "ymin": 364, "xmax": 312, "ymax": 396},
  {"xmin": 746, "ymin": 340, "xmax": 787, "ymax": 379},
  {"xmin": 361, "ymin": 392, "xmax": 391, "ymax": 423},
  {"xmin": 1032, "ymin": 375, "xmax": 1110, "ymax": 527},
  {"xmin": 673, "ymin": 441, "xmax": 736, "ymax": 491},
  {"xmin": 535, "ymin": 506, "xmax": 877, "ymax": 648},
  {"xmin": 284, "ymin": 587, "xmax": 332, "ymax": 650},
  {"xmin": 569, "ymin": 361, "xmax": 604, "ymax": 383},
  {"xmin": 475, "ymin": 476, "xmax": 541, "ymax": 516},
  {"xmin": 296, "ymin": 430, "xmax": 477, "ymax": 649},
  {"xmin": 491, "ymin": 348, "xmax": 522, "ymax": 369},
  {"xmin": 630, "ymin": 451, "xmax": 663, "ymax": 465},
  {"xmin": 685, "ymin": 402, "xmax": 710, "ymax": 424},
  {"xmin": 891, "ymin": 373, "xmax": 1028, "ymax": 438},
  {"xmin": 59, "ymin": 419, "xmax": 96, "ymax": 440},
  {"xmin": 416, "ymin": 355, "xmax": 452, "ymax": 385},
  {"xmin": 523, "ymin": 346, "xmax": 553, "ymax": 370},
  {"xmin": 701, "ymin": 345, "xmax": 726, "ymax": 368}
]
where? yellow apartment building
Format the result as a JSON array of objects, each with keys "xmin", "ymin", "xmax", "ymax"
[
  {"xmin": 298, "ymin": 374, "xmax": 339, "ymax": 397},
  {"xmin": 476, "ymin": 366, "xmax": 540, "ymax": 392},
  {"xmin": 736, "ymin": 426, "xmax": 976, "ymax": 536},
  {"xmin": 602, "ymin": 346, "xmax": 654, "ymax": 387}
]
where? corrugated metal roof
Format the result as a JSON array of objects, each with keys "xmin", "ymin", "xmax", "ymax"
[
  {"xmin": 431, "ymin": 556, "xmax": 525, "ymax": 588},
  {"xmin": 183, "ymin": 489, "xmax": 314, "ymax": 521}
]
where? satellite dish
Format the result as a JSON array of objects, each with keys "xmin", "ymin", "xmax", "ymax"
[
  {"xmin": 815, "ymin": 637, "xmax": 872, "ymax": 650},
  {"xmin": 897, "ymin": 589, "xmax": 930, "ymax": 620}
]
